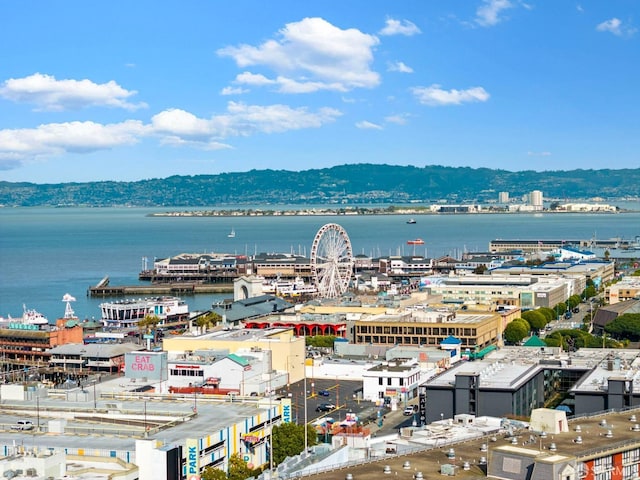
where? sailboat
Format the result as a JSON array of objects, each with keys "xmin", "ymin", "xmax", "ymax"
[{"xmin": 227, "ymin": 228, "xmax": 236, "ymax": 238}]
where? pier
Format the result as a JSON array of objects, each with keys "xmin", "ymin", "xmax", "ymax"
[{"xmin": 88, "ymin": 278, "xmax": 233, "ymax": 297}]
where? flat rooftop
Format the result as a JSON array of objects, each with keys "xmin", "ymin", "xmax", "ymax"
[{"xmin": 299, "ymin": 408, "xmax": 640, "ymax": 479}]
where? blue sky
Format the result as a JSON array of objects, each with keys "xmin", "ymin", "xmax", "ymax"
[{"xmin": 1, "ymin": 1, "xmax": 638, "ymax": 183}]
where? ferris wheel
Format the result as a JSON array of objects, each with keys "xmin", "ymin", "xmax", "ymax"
[{"xmin": 310, "ymin": 223, "xmax": 354, "ymax": 299}]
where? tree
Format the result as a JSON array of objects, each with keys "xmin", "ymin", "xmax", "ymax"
[
  {"xmin": 604, "ymin": 314, "xmax": 640, "ymax": 341},
  {"xmin": 272, "ymin": 422, "xmax": 317, "ymax": 466},
  {"xmin": 473, "ymin": 264, "xmax": 487, "ymax": 275},
  {"xmin": 196, "ymin": 311, "xmax": 222, "ymax": 334},
  {"xmin": 521, "ymin": 310, "xmax": 547, "ymax": 331},
  {"xmin": 538, "ymin": 307, "xmax": 555, "ymax": 323},
  {"xmin": 305, "ymin": 335, "xmax": 337, "ymax": 349},
  {"xmin": 201, "ymin": 466, "xmax": 227, "ymax": 480},
  {"xmin": 504, "ymin": 319, "xmax": 530, "ymax": 344},
  {"xmin": 228, "ymin": 453, "xmax": 255, "ymax": 480}
]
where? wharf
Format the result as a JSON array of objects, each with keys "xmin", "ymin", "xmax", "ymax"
[{"xmin": 88, "ymin": 281, "xmax": 233, "ymax": 297}]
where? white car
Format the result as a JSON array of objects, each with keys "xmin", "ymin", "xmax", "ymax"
[
  {"xmin": 403, "ymin": 406, "xmax": 418, "ymax": 416},
  {"xmin": 11, "ymin": 420, "xmax": 34, "ymax": 431}
]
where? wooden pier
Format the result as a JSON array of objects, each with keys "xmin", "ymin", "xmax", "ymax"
[{"xmin": 88, "ymin": 277, "xmax": 233, "ymax": 297}]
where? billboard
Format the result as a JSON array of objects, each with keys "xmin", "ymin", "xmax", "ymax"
[
  {"xmin": 124, "ymin": 351, "xmax": 167, "ymax": 381},
  {"xmin": 281, "ymin": 398, "xmax": 292, "ymax": 423}
]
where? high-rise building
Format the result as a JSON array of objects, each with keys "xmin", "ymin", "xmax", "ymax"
[
  {"xmin": 498, "ymin": 192, "xmax": 509, "ymax": 203},
  {"xmin": 529, "ymin": 190, "xmax": 543, "ymax": 209}
]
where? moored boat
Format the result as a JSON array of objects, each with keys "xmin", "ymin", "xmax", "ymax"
[
  {"xmin": 0, "ymin": 304, "xmax": 49, "ymax": 327},
  {"xmin": 407, "ymin": 238, "xmax": 425, "ymax": 245}
]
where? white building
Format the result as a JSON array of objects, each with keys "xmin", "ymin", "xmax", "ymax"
[
  {"xmin": 362, "ymin": 361, "xmax": 423, "ymax": 407},
  {"xmin": 498, "ymin": 191, "xmax": 509, "ymax": 203},
  {"xmin": 529, "ymin": 190, "xmax": 543, "ymax": 210}
]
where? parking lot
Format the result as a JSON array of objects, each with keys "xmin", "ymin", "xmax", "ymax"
[{"xmin": 276, "ymin": 378, "xmax": 420, "ymax": 436}]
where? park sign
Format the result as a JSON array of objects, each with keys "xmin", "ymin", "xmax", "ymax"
[{"xmin": 124, "ymin": 351, "xmax": 167, "ymax": 381}]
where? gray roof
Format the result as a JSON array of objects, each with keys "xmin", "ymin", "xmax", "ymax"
[
  {"xmin": 212, "ymin": 295, "xmax": 292, "ymax": 323},
  {"xmin": 48, "ymin": 343, "xmax": 144, "ymax": 357}
]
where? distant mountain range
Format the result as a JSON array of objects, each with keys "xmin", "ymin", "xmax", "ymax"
[{"xmin": 1, "ymin": 164, "xmax": 639, "ymax": 207}]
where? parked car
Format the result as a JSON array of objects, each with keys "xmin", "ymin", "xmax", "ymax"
[
  {"xmin": 318, "ymin": 389, "xmax": 331, "ymax": 397},
  {"xmin": 11, "ymin": 420, "xmax": 34, "ymax": 431},
  {"xmin": 403, "ymin": 406, "xmax": 418, "ymax": 416},
  {"xmin": 315, "ymin": 403, "xmax": 336, "ymax": 412}
]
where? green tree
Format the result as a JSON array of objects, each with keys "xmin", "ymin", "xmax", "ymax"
[
  {"xmin": 473, "ymin": 264, "xmax": 487, "ymax": 275},
  {"xmin": 196, "ymin": 311, "xmax": 222, "ymax": 334},
  {"xmin": 305, "ymin": 335, "xmax": 337, "ymax": 349},
  {"xmin": 521, "ymin": 310, "xmax": 547, "ymax": 331},
  {"xmin": 567, "ymin": 295, "xmax": 582, "ymax": 310},
  {"xmin": 538, "ymin": 307, "xmax": 555, "ymax": 323},
  {"xmin": 504, "ymin": 319, "xmax": 530, "ymax": 344},
  {"xmin": 201, "ymin": 466, "xmax": 227, "ymax": 480},
  {"xmin": 272, "ymin": 421, "xmax": 317, "ymax": 466},
  {"xmin": 604, "ymin": 313, "xmax": 640, "ymax": 341},
  {"xmin": 228, "ymin": 452, "xmax": 255, "ymax": 480}
]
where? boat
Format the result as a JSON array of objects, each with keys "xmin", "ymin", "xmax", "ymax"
[
  {"xmin": 407, "ymin": 239, "xmax": 425, "ymax": 245},
  {"xmin": 99, "ymin": 296, "xmax": 189, "ymax": 329},
  {"xmin": 407, "ymin": 218, "xmax": 417, "ymax": 224},
  {"xmin": 227, "ymin": 228, "xmax": 235, "ymax": 238},
  {"xmin": 0, "ymin": 304, "xmax": 49, "ymax": 327}
]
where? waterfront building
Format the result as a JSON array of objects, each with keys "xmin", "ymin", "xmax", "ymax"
[
  {"xmin": 529, "ymin": 190, "xmax": 543, "ymax": 209},
  {"xmin": 48, "ymin": 342, "xmax": 143, "ymax": 375},
  {"xmin": 99, "ymin": 296, "xmax": 189, "ymax": 329},
  {"xmin": 0, "ymin": 318, "xmax": 83, "ymax": 372},
  {"xmin": 489, "ymin": 259, "xmax": 614, "ymax": 286},
  {"xmin": 498, "ymin": 191, "xmax": 509, "ymax": 203}
]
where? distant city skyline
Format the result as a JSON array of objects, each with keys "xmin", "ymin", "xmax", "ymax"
[{"xmin": 1, "ymin": 1, "xmax": 638, "ymax": 184}]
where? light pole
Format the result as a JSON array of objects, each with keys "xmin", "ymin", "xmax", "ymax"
[
  {"xmin": 303, "ymin": 359, "xmax": 308, "ymax": 454},
  {"xmin": 143, "ymin": 397, "xmax": 149, "ymax": 437},
  {"xmin": 93, "ymin": 380, "xmax": 97, "ymax": 410}
]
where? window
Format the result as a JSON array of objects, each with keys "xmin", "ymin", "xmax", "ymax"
[
  {"xmin": 387, "ymin": 378, "xmax": 392, "ymax": 386},
  {"xmin": 379, "ymin": 378, "xmax": 383, "ymax": 385}
]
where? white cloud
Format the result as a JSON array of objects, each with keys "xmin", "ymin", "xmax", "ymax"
[
  {"xmin": 151, "ymin": 102, "xmax": 342, "ymax": 146},
  {"xmin": 385, "ymin": 114, "xmax": 410, "ymax": 125},
  {"xmin": 217, "ymin": 17, "xmax": 380, "ymax": 93},
  {"xmin": 379, "ymin": 18, "xmax": 421, "ymax": 36},
  {"xmin": 411, "ymin": 84, "xmax": 490, "ymax": 106},
  {"xmin": 0, "ymin": 120, "xmax": 148, "ymax": 161},
  {"xmin": 355, "ymin": 120, "xmax": 383, "ymax": 130},
  {"xmin": 596, "ymin": 18, "xmax": 637, "ymax": 37},
  {"xmin": 0, "ymin": 100, "xmax": 342, "ymax": 164},
  {"xmin": 0, "ymin": 73, "xmax": 147, "ymax": 111},
  {"xmin": 220, "ymin": 86, "xmax": 249, "ymax": 95},
  {"xmin": 387, "ymin": 61, "xmax": 414, "ymax": 73},
  {"xmin": 475, "ymin": 0, "xmax": 514, "ymax": 27}
]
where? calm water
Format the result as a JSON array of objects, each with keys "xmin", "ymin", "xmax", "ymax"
[{"xmin": 1, "ymin": 205, "xmax": 639, "ymax": 321}]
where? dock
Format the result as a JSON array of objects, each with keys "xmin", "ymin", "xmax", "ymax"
[{"xmin": 88, "ymin": 280, "xmax": 233, "ymax": 297}]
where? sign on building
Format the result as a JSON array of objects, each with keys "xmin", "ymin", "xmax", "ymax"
[{"xmin": 124, "ymin": 351, "xmax": 167, "ymax": 381}]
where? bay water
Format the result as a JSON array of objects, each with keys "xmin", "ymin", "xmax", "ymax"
[{"xmin": 1, "ymin": 205, "xmax": 639, "ymax": 322}]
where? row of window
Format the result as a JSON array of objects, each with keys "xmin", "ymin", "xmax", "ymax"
[
  {"xmin": 356, "ymin": 326, "xmax": 478, "ymax": 336},
  {"xmin": 356, "ymin": 335, "xmax": 477, "ymax": 346},
  {"xmin": 170, "ymin": 369, "xmax": 204, "ymax": 377}
]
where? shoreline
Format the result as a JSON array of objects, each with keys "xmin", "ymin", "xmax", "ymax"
[{"xmin": 147, "ymin": 208, "xmax": 636, "ymax": 217}]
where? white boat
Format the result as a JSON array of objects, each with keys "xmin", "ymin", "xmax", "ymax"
[
  {"xmin": 100, "ymin": 296, "xmax": 189, "ymax": 329},
  {"xmin": 228, "ymin": 228, "xmax": 236, "ymax": 238},
  {"xmin": 0, "ymin": 304, "xmax": 49, "ymax": 327}
]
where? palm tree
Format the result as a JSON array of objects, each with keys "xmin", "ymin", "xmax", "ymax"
[{"xmin": 195, "ymin": 311, "xmax": 222, "ymax": 334}]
